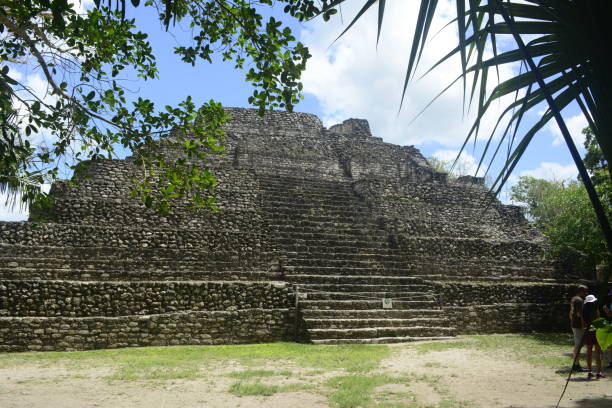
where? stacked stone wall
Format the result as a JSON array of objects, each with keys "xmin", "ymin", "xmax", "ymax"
[
  {"xmin": 0, "ymin": 309, "xmax": 296, "ymax": 352},
  {"xmin": 223, "ymin": 108, "xmax": 323, "ymax": 135},
  {"xmin": 0, "ymin": 223, "xmax": 269, "ymax": 254},
  {"xmin": 0, "ymin": 281, "xmax": 291, "ymax": 317},
  {"xmin": 47, "ymin": 165, "xmax": 264, "ymax": 229},
  {"xmin": 446, "ymin": 304, "xmax": 567, "ymax": 334},
  {"xmin": 436, "ymin": 281, "xmax": 576, "ymax": 334}
]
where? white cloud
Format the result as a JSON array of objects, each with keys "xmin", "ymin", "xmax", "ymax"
[
  {"xmin": 548, "ymin": 113, "xmax": 588, "ymax": 147},
  {"xmin": 519, "ymin": 162, "xmax": 578, "ymax": 182},
  {"xmin": 0, "ymin": 184, "xmax": 51, "ymax": 222},
  {"xmin": 431, "ymin": 149, "xmax": 484, "ymax": 177},
  {"xmin": 70, "ymin": 0, "xmax": 95, "ymax": 14},
  {"xmin": 301, "ymin": 0, "xmax": 518, "ymax": 148},
  {"xmin": 12, "ymin": 72, "xmax": 58, "ymax": 147},
  {"xmin": 0, "ymin": 190, "xmax": 29, "ymax": 222}
]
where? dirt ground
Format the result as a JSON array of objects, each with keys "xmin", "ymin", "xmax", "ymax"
[
  {"xmin": 0, "ymin": 339, "xmax": 610, "ymax": 408},
  {"xmin": 381, "ymin": 346, "xmax": 611, "ymax": 408}
]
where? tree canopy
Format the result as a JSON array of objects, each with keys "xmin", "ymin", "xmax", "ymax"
[
  {"xmin": 0, "ymin": 0, "xmax": 324, "ymax": 212},
  {"xmin": 510, "ymin": 131, "xmax": 611, "ymax": 265}
]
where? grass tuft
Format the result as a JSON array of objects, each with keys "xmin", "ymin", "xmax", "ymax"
[
  {"xmin": 229, "ymin": 381, "xmax": 313, "ymax": 396},
  {"xmin": 227, "ymin": 369, "xmax": 293, "ymax": 380},
  {"xmin": 229, "ymin": 382, "xmax": 280, "ymax": 396},
  {"xmin": 326, "ymin": 375, "xmax": 407, "ymax": 408}
]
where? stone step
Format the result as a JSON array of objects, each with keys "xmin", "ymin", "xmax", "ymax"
[
  {"xmin": 289, "ymin": 274, "xmax": 426, "ymax": 285},
  {"xmin": 299, "ymin": 299, "xmax": 437, "ymax": 310},
  {"xmin": 304, "ymin": 317, "xmax": 447, "ymax": 329},
  {"xmin": 277, "ymin": 246, "xmax": 401, "ymax": 256},
  {"xmin": 276, "ymin": 233, "xmax": 546, "ymax": 258},
  {"xmin": 279, "ymin": 249, "xmax": 553, "ymax": 267},
  {"xmin": 262, "ymin": 187, "xmax": 353, "ymax": 197},
  {"xmin": 266, "ymin": 212, "xmax": 368, "ymax": 224},
  {"xmin": 264, "ymin": 205, "xmax": 368, "ymax": 216},
  {"xmin": 416, "ymin": 274, "xmax": 568, "ymax": 283},
  {"xmin": 298, "ymin": 284, "xmax": 431, "ymax": 293},
  {"xmin": 260, "ymin": 177, "xmax": 350, "ymax": 186},
  {"xmin": 278, "ymin": 239, "xmax": 390, "ymax": 250},
  {"xmin": 271, "ymin": 225, "xmax": 383, "ymax": 235},
  {"xmin": 270, "ymin": 222, "xmax": 513, "ymax": 242},
  {"xmin": 259, "ymin": 176, "xmax": 352, "ymax": 186},
  {"xmin": 288, "ymin": 265, "xmax": 553, "ymax": 278},
  {"xmin": 282, "ymin": 251, "xmax": 553, "ymax": 269},
  {"xmin": 263, "ymin": 201, "xmax": 368, "ymax": 212},
  {"xmin": 267, "ymin": 219, "xmax": 375, "ymax": 229},
  {"xmin": 259, "ymin": 176, "xmax": 352, "ymax": 188},
  {"xmin": 0, "ymin": 267, "xmax": 281, "ymax": 282},
  {"xmin": 286, "ymin": 257, "xmax": 412, "ymax": 268},
  {"xmin": 284, "ymin": 252, "xmax": 410, "ymax": 262},
  {"xmin": 310, "ymin": 336, "xmax": 457, "ymax": 345},
  {"xmin": 300, "ymin": 309, "xmax": 444, "ymax": 319},
  {"xmin": 274, "ymin": 230, "xmax": 384, "ymax": 240},
  {"xmin": 298, "ymin": 291, "xmax": 435, "ymax": 301},
  {"xmin": 290, "ymin": 268, "xmax": 415, "ymax": 277},
  {"xmin": 262, "ymin": 201, "xmax": 364, "ymax": 214},
  {"xmin": 263, "ymin": 195, "xmax": 355, "ymax": 205},
  {"xmin": 307, "ymin": 326, "xmax": 455, "ymax": 340}
]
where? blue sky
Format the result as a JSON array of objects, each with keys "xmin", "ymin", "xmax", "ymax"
[{"xmin": 0, "ymin": 0, "xmax": 586, "ymax": 220}]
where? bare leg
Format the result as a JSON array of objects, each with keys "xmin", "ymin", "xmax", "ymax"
[
  {"xmin": 595, "ymin": 345, "xmax": 602, "ymax": 374},
  {"xmin": 586, "ymin": 344, "xmax": 593, "ymax": 372},
  {"xmin": 573, "ymin": 343, "xmax": 582, "ymax": 367}
]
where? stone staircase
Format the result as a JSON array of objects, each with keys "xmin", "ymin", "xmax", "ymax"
[{"xmin": 259, "ymin": 174, "xmax": 455, "ymax": 344}]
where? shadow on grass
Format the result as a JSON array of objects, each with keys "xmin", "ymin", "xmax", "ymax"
[{"xmin": 519, "ymin": 333, "xmax": 572, "ymax": 347}]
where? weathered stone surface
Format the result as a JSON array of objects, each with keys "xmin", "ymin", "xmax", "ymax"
[
  {"xmin": 0, "ymin": 309, "xmax": 296, "ymax": 352},
  {"xmin": 0, "ymin": 107, "xmax": 595, "ymax": 350}
]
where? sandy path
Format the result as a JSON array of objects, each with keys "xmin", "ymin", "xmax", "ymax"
[
  {"xmin": 0, "ymin": 364, "xmax": 328, "ymax": 408},
  {"xmin": 380, "ymin": 344, "xmax": 611, "ymax": 408}
]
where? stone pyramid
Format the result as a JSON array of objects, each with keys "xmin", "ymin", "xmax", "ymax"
[{"xmin": 0, "ymin": 108, "xmax": 593, "ymax": 351}]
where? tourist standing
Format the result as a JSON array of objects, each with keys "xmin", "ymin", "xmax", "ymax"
[
  {"xmin": 604, "ymin": 289, "xmax": 612, "ymax": 369},
  {"xmin": 583, "ymin": 294, "xmax": 605, "ymax": 379},
  {"xmin": 570, "ymin": 285, "xmax": 588, "ymax": 372}
]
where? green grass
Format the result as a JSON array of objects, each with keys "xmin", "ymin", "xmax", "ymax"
[
  {"xmin": 229, "ymin": 382, "xmax": 281, "ymax": 396},
  {"xmin": 107, "ymin": 366, "xmax": 201, "ymax": 381},
  {"xmin": 0, "ymin": 342, "xmax": 390, "ymax": 381},
  {"xmin": 327, "ymin": 375, "xmax": 407, "ymax": 408},
  {"xmin": 227, "ymin": 369, "xmax": 293, "ymax": 380},
  {"xmin": 325, "ymin": 373, "xmax": 474, "ymax": 408},
  {"xmin": 229, "ymin": 381, "xmax": 314, "ymax": 396}
]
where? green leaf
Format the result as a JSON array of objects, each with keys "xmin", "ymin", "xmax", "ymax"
[{"xmin": 596, "ymin": 324, "xmax": 612, "ymax": 350}]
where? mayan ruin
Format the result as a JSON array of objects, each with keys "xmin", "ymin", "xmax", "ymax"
[{"xmin": 0, "ymin": 108, "xmax": 595, "ymax": 351}]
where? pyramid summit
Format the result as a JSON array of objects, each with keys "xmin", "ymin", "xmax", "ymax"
[{"xmin": 0, "ymin": 107, "xmax": 593, "ymax": 351}]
